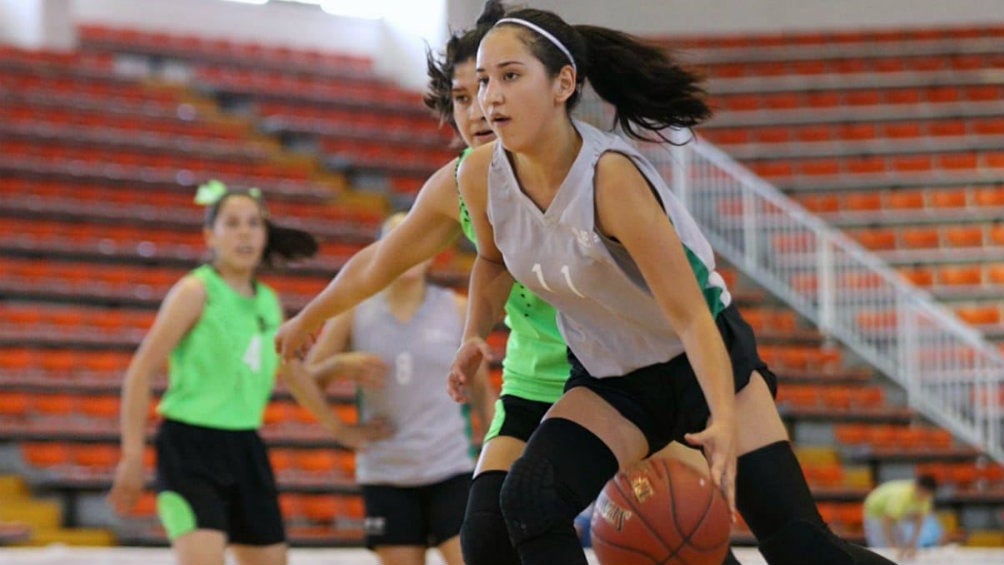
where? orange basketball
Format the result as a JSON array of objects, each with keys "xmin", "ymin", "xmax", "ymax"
[{"xmin": 590, "ymin": 457, "xmax": 730, "ymax": 565}]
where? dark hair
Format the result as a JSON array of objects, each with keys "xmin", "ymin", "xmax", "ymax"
[
  {"xmin": 204, "ymin": 191, "xmax": 318, "ymax": 266},
  {"xmin": 484, "ymin": 7, "xmax": 711, "ymax": 142},
  {"xmin": 917, "ymin": 474, "xmax": 938, "ymax": 493},
  {"xmin": 423, "ymin": 0, "xmax": 506, "ymax": 130}
]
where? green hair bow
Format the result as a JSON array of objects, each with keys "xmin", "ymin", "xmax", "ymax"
[{"xmin": 194, "ymin": 180, "xmax": 262, "ymax": 206}]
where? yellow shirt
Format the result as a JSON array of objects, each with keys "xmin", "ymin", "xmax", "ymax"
[{"xmin": 864, "ymin": 480, "xmax": 932, "ymax": 520}]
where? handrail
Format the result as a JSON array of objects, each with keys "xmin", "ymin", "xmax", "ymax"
[{"xmin": 577, "ymin": 100, "xmax": 1004, "ymax": 463}]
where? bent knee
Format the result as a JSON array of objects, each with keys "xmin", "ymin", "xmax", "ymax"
[{"xmin": 499, "ymin": 454, "xmax": 566, "ymax": 544}]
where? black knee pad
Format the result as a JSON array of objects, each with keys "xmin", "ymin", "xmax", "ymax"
[
  {"xmin": 759, "ymin": 521, "xmax": 895, "ymax": 565},
  {"xmin": 499, "ymin": 418, "xmax": 617, "ymax": 547},
  {"xmin": 461, "ymin": 471, "xmax": 520, "ymax": 565}
]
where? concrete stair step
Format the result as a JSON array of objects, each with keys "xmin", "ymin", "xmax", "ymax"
[
  {"xmin": 19, "ymin": 527, "xmax": 116, "ymax": 547},
  {"xmin": 0, "ymin": 499, "xmax": 62, "ymax": 530},
  {"xmin": 0, "ymin": 475, "xmax": 29, "ymax": 499}
]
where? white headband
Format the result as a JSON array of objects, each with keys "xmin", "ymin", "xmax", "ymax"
[{"xmin": 495, "ymin": 17, "xmax": 577, "ymax": 73}]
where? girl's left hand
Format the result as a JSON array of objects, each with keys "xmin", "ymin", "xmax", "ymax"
[
  {"xmin": 684, "ymin": 417, "xmax": 738, "ymax": 520},
  {"xmin": 274, "ymin": 313, "xmax": 317, "ymax": 362},
  {"xmin": 447, "ymin": 337, "xmax": 493, "ymax": 403}
]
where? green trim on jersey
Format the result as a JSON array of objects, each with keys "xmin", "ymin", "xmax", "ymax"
[
  {"xmin": 684, "ymin": 246, "xmax": 727, "ymax": 317},
  {"xmin": 457, "ymin": 149, "xmax": 569, "ymax": 404},
  {"xmin": 158, "ymin": 265, "xmax": 282, "ymax": 430}
]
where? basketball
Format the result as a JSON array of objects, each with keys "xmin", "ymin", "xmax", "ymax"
[{"xmin": 590, "ymin": 457, "xmax": 731, "ymax": 565}]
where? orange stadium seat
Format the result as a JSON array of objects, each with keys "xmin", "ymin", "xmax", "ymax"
[
  {"xmin": 821, "ymin": 387, "xmax": 853, "ymax": 410},
  {"xmin": 927, "ymin": 429, "xmax": 954, "ymax": 449},
  {"xmin": 990, "ymin": 264, "xmax": 1004, "ymax": 285},
  {"xmin": 930, "ymin": 189, "xmax": 968, "ymax": 209},
  {"xmin": 978, "ymin": 464, "xmax": 1004, "ymax": 485},
  {"xmin": 849, "ymin": 387, "xmax": 884, "ymax": 408},
  {"xmin": 900, "ymin": 228, "xmax": 940, "ymax": 249},
  {"xmin": 79, "ymin": 396, "xmax": 120, "ymax": 421},
  {"xmin": 854, "ymin": 229, "xmax": 897, "ymax": 250},
  {"xmin": 81, "ymin": 350, "xmax": 131, "ymax": 376},
  {"xmin": 269, "ymin": 449, "xmax": 295, "ymax": 476},
  {"xmin": 291, "ymin": 404, "xmax": 318, "ymax": 425},
  {"xmin": 130, "ymin": 492, "xmax": 158, "ymax": 518},
  {"xmin": 263, "ymin": 402, "xmax": 292, "ymax": 426},
  {"xmin": 898, "ymin": 427, "xmax": 929, "ymax": 450},
  {"xmin": 279, "ymin": 493, "xmax": 301, "ymax": 519},
  {"xmin": 301, "ymin": 495, "xmax": 337, "ymax": 523},
  {"xmin": 956, "ymin": 306, "xmax": 1000, "ymax": 326},
  {"xmin": 899, "ymin": 267, "xmax": 934, "ymax": 287},
  {"xmin": 988, "ymin": 225, "xmax": 1004, "ymax": 246},
  {"xmin": 834, "ymin": 424, "xmax": 869, "ymax": 446},
  {"xmin": 339, "ymin": 496, "xmax": 366, "ymax": 520},
  {"xmin": 844, "ymin": 193, "xmax": 882, "ymax": 211},
  {"xmin": 0, "ymin": 392, "xmax": 30, "ymax": 418},
  {"xmin": 39, "ymin": 350, "xmax": 77, "ymax": 374},
  {"xmin": 949, "ymin": 464, "xmax": 980, "ymax": 488},
  {"xmin": 798, "ymin": 194, "xmax": 840, "ymax": 213},
  {"xmin": 0, "ymin": 348, "xmax": 33, "ymax": 372},
  {"xmin": 887, "ymin": 190, "xmax": 925, "ymax": 209},
  {"xmin": 73, "ymin": 444, "xmax": 119, "ymax": 469},
  {"xmin": 334, "ymin": 451, "xmax": 356, "ymax": 476},
  {"xmin": 945, "ymin": 226, "xmax": 984, "ymax": 248},
  {"xmin": 776, "ymin": 385, "xmax": 818, "ymax": 408},
  {"xmin": 297, "ymin": 450, "xmax": 336, "ymax": 475},
  {"xmin": 938, "ymin": 266, "xmax": 983, "ymax": 286},
  {"xmin": 974, "ymin": 188, "xmax": 1004, "ymax": 208},
  {"xmin": 22, "ymin": 442, "xmax": 70, "ymax": 468},
  {"xmin": 31, "ymin": 393, "xmax": 77, "ymax": 418},
  {"xmin": 334, "ymin": 404, "xmax": 357, "ymax": 425},
  {"xmin": 865, "ymin": 425, "xmax": 900, "ymax": 449}
]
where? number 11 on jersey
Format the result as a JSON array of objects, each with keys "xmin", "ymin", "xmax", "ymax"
[{"xmin": 532, "ymin": 263, "xmax": 586, "ymax": 298}]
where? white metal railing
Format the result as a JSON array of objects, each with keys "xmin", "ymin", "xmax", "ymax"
[{"xmin": 576, "ymin": 99, "xmax": 1004, "ymax": 463}]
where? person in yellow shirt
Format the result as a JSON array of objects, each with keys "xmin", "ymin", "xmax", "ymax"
[{"xmin": 863, "ymin": 475, "xmax": 941, "ymax": 560}]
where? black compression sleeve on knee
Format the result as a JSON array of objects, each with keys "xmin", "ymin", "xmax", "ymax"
[
  {"xmin": 735, "ymin": 440, "xmax": 824, "ymax": 541},
  {"xmin": 500, "ymin": 418, "xmax": 619, "ymax": 565},
  {"xmin": 461, "ymin": 471, "xmax": 520, "ymax": 565}
]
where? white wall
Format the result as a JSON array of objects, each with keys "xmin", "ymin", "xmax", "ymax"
[
  {"xmin": 448, "ymin": 0, "xmax": 1004, "ymax": 36},
  {"xmin": 0, "ymin": 0, "xmax": 74, "ymax": 50},
  {"xmin": 72, "ymin": 0, "xmax": 381, "ymax": 57},
  {"xmin": 5, "ymin": 0, "xmax": 1002, "ymax": 91},
  {"xmin": 69, "ymin": 0, "xmax": 445, "ymax": 89}
]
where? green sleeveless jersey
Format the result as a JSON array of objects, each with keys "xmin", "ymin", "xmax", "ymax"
[
  {"xmin": 158, "ymin": 265, "xmax": 282, "ymax": 430},
  {"xmin": 457, "ymin": 149, "xmax": 569, "ymax": 403}
]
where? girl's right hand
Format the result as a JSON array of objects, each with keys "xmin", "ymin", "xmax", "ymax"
[
  {"xmin": 335, "ymin": 417, "xmax": 395, "ymax": 450},
  {"xmin": 317, "ymin": 352, "xmax": 388, "ymax": 390},
  {"xmin": 447, "ymin": 337, "xmax": 493, "ymax": 403},
  {"xmin": 107, "ymin": 457, "xmax": 145, "ymax": 516},
  {"xmin": 684, "ymin": 417, "xmax": 738, "ymax": 520},
  {"xmin": 274, "ymin": 314, "xmax": 317, "ymax": 362}
]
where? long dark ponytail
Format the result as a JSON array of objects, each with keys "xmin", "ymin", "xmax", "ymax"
[{"xmin": 486, "ymin": 7, "xmax": 711, "ymax": 142}]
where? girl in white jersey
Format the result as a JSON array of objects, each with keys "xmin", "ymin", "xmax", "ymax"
[
  {"xmin": 306, "ymin": 213, "xmax": 493, "ymax": 565},
  {"xmin": 276, "ymin": 5, "xmax": 742, "ymax": 564},
  {"xmin": 451, "ymin": 6, "xmax": 897, "ymax": 565}
]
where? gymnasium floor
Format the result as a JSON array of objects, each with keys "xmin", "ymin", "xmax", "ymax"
[{"xmin": 1, "ymin": 546, "xmax": 1004, "ymax": 565}]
